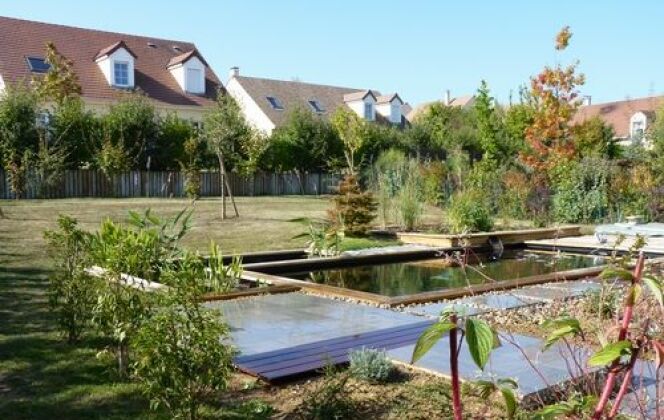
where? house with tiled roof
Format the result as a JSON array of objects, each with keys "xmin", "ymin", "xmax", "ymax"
[
  {"xmin": 0, "ymin": 16, "xmax": 222, "ymax": 121},
  {"xmin": 406, "ymin": 90, "xmax": 476, "ymax": 122},
  {"xmin": 225, "ymin": 68, "xmax": 408, "ymax": 134},
  {"xmin": 573, "ymin": 95, "xmax": 663, "ymax": 146}
]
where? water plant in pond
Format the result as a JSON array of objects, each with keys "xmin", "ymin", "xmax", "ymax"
[
  {"xmin": 292, "ymin": 217, "xmax": 345, "ymax": 257},
  {"xmin": 206, "ymin": 241, "xmax": 242, "ymax": 293}
]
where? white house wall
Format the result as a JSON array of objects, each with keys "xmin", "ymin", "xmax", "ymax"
[{"xmin": 226, "ymin": 77, "xmax": 276, "ymax": 134}]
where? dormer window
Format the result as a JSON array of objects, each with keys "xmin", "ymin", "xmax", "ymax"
[
  {"xmin": 266, "ymin": 96, "xmax": 284, "ymax": 110},
  {"xmin": 308, "ymin": 100, "xmax": 325, "ymax": 113},
  {"xmin": 113, "ymin": 61, "xmax": 129, "ymax": 86},
  {"xmin": 364, "ymin": 102, "xmax": 373, "ymax": 120},
  {"xmin": 186, "ymin": 68, "xmax": 202, "ymax": 93},
  {"xmin": 95, "ymin": 41, "xmax": 136, "ymax": 89},
  {"xmin": 167, "ymin": 50, "xmax": 206, "ymax": 94}
]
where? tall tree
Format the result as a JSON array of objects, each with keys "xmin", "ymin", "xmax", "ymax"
[
  {"xmin": 520, "ymin": 26, "xmax": 585, "ymax": 179},
  {"xmin": 474, "ymin": 80, "xmax": 506, "ymax": 166},
  {"xmin": 203, "ymin": 93, "xmax": 252, "ymax": 218}
]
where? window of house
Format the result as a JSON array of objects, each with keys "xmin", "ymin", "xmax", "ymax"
[
  {"xmin": 391, "ymin": 102, "xmax": 401, "ymax": 123},
  {"xmin": 632, "ymin": 120, "xmax": 644, "ymax": 138},
  {"xmin": 364, "ymin": 102, "xmax": 373, "ymax": 120},
  {"xmin": 186, "ymin": 68, "xmax": 203, "ymax": 93},
  {"xmin": 266, "ymin": 96, "xmax": 284, "ymax": 110},
  {"xmin": 113, "ymin": 61, "xmax": 129, "ymax": 86},
  {"xmin": 26, "ymin": 57, "xmax": 51, "ymax": 73},
  {"xmin": 308, "ymin": 100, "xmax": 325, "ymax": 113}
]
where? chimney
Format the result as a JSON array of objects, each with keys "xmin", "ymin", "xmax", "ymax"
[
  {"xmin": 444, "ymin": 90, "xmax": 451, "ymax": 106},
  {"xmin": 229, "ymin": 66, "xmax": 239, "ymax": 79},
  {"xmin": 583, "ymin": 95, "xmax": 592, "ymax": 106}
]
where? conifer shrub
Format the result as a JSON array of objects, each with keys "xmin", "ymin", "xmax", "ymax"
[{"xmin": 328, "ymin": 174, "xmax": 377, "ymax": 236}]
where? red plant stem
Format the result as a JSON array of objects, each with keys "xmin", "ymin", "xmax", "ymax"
[
  {"xmin": 592, "ymin": 252, "xmax": 645, "ymax": 420},
  {"xmin": 449, "ymin": 313, "xmax": 463, "ymax": 420},
  {"xmin": 608, "ymin": 326, "xmax": 648, "ymax": 419}
]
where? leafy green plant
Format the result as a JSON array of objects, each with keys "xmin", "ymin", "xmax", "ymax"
[
  {"xmin": 43, "ymin": 215, "xmax": 99, "ymax": 343},
  {"xmin": 446, "ymin": 190, "xmax": 493, "ymax": 233},
  {"xmin": 293, "ymin": 218, "xmax": 345, "ymax": 257},
  {"xmin": 206, "ymin": 241, "xmax": 242, "ymax": 293},
  {"xmin": 397, "ymin": 161, "xmax": 424, "ymax": 231},
  {"xmin": 133, "ymin": 252, "xmax": 234, "ymax": 420},
  {"xmin": 348, "ymin": 347, "xmax": 394, "ymax": 383},
  {"xmin": 474, "ymin": 378, "xmax": 519, "ymax": 419},
  {"xmin": 412, "ymin": 312, "xmax": 501, "ymax": 420}
]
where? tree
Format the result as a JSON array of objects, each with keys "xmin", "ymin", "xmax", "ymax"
[
  {"xmin": 571, "ymin": 115, "xmax": 618, "ymax": 159},
  {"xmin": 133, "ymin": 254, "xmax": 234, "ymax": 420},
  {"xmin": 50, "ymin": 97, "xmax": 98, "ymax": 168},
  {"xmin": 474, "ymin": 80, "xmax": 507, "ymax": 166},
  {"xmin": 328, "ymin": 173, "xmax": 377, "ymax": 236},
  {"xmin": 34, "ymin": 42, "xmax": 82, "ymax": 105},
  {"xmin": 649, "ymin": 104, "xmax": 664, "ymax": 180},
  {"xmin": 520, "ymin": 26, "xmax": 585, "ymax": 179},
  {"xmin": 0, "ymin": 85, "xmax": 40, "ymax": 198},
  {"xmin": 154, "ymin": 113, "xmax": 195, "ymax": 170},
  {"xmin": 330, "ymin": 107, "xmax": 367, "ymax": 174},
  {"xmin": 101, "ymin": 93, "xmax": 159, "ymax": 172},
  {"xmin": 415, "ymin": 102, "xmax": 478, "ymax": 159},
  {"xmin": 263, "ymin": 107, "xmax": 343, "ymax": 172},
  {"xmin": 203, "ymin": 93, "xmax": 252, "ymax": 219}
]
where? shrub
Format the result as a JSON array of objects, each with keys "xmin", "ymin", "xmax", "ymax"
[
  {"xmin": 293, "ymin": 369, "xmax": 358, "ymax": 420},
  {"xmin": 397, "ymin": 165, "xmax": 424, "ymax": 231},
  {"xmin": 446, "ymin": 190, "xmax": 493, "ymax": 233},
  {"xmin": 328, "ymin": 174, "xmax": 377, "ymax": 236},
  {"xmin": 206, "ymin": 241, "xmax": 242, "ymax": 292},
  {"xmin": 133, "ymin": 258, "xmax": 234, "ymax": 419},
  {"xmin": 43, "ymin": 215, "xmax": 99, "ymax": 343},
  {"xmin": 349, "ymin": 347, "xmax": 394, "ymax": 383},
  {"xmin": 551, "ymin": 158, "xmax": 610, "ymax": 223}
]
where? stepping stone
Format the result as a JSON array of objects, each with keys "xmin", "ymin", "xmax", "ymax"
[
  {"xmin": 510, "ymin": 285, "xmax": 575, "ymax": 302},
  {"xmin": 541, "ymin": 280, "xmax": 602, "ymax": 295},
  {"xmin": 620, "ymin": 360, "xmax": 662, "ymax": 418},
  {"xmin": 403, "ymin": 301, "xmax": 488, "ymax": 318},
  {"xmin": 205, "ymin": 292, "xmax": 424, "ymax": 357},
  {"xmin": 456, "ymin": 293, "xmax": 542, "ymax": 311},
  {"xmin": 387, "ymin": 332, "xmax": 597, "ymax": 402}
]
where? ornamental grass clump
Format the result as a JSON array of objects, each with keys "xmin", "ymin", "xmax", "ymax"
[
  {"xmin": 349, "ymin": 347, "xmax": 394, "ymax": 383},
  {"xmin": 446, "ymin": 190, "xmax": 493, "ymax": 233}
]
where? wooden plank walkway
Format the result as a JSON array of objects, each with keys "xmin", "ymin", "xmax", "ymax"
[{"xmin": 233, "ymin": 320, "xmax": 434, "ymax": 381}]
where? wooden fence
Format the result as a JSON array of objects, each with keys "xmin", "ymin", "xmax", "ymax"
[{"xmin": 0, "ymin": 169, "xmax": 342, "ymax": 199}]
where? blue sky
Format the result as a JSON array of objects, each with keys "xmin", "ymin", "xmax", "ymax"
[{"xmin": 2, "ymin": 1, "xmax": 662, "ymax": 106}]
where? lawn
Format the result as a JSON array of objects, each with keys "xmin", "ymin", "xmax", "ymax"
[{"xmin": 0, "ymin": 196, "xmax": 440, "ymax": 419}]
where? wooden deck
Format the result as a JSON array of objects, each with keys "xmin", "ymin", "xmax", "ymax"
[
  {"xmin": 233, "ymin": 320, "xmax": 434, "ymax": 381},
  {"xmin": 526, "ymin": 234, "xmax": 664, "ymax": 256}
]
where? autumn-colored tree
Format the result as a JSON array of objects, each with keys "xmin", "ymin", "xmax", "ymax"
[
  {"xmin": 34, "ymin": 42, "xmax": 82, "ymax": 105},
  {"xmin": 521, "ymin": 26, "xmax": 585, "ymax": 178}
]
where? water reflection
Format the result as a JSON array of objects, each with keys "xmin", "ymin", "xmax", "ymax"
[{"xmin": 284, "ymin": 250, "xmax": 603, "ymax": 297}]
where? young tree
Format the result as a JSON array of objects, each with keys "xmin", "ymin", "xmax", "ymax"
[
  {"xmin": 34, "ymin": 42, "xmax": 82, "ymax": 105},
  {"xmin": 474, "ymin": 80, "xmax": 506, "ymax": 166},
  {"xmin": 520, "ymin": 26, "xmax": 585, "ymax": 179},
  {"xmin": 330, "ymin": 107, "xmax": 368, "ymax": 175},
  {"xmin": 203, "ymin": 94, "xmax": 252, "ymax": 218},
  {"xmin": 133, "ymin": 254, "xmax": 234, "ymax": 420},
  {"xmin": 154, "ymin": 113, "xmax": 195, "ymax": 170},
  {"xmin": 571, "ymin": 115, "xmax": 618, "ymax": 159}
]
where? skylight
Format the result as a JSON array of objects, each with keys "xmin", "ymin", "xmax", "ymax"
[
  {"xmin": 308, "ymin": 100, "xmax": 325, "ymax": 113},
  {"xmin": 266, "ymin": 96, "xmax": 284, "ymax": 110},
  {"xmin": 26, "ymin": 57, "xmax": 50, "ymax": 73}
]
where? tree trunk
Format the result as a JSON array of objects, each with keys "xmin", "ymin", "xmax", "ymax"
[{"xmin": 217, "ymin": 153, "xmax": 226, "ymax": 220}]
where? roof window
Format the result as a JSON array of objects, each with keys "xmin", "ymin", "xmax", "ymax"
[
  {"xmin": 308, "ymin": 100, "xmax": 325, "ymax": 113},
  {"xmin": 26, "ymin": 57, "xmax": 50, "ymax": 73},
  {"xmin": 266, "ymin": 96, "xmax": 284, "ymax": 110}
]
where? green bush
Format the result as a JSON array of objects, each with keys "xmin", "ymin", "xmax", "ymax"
[
  {"xmin": 551, "ymin": 158, "xmax": 610, "ymax": 223},
  {"xmin": 446, "ymin": 190, "xmax": 493, "ymax": 233},
  {"xmin": 293, "ymin": 369, "xmax": 358, "ymax": 419},
  {"xmin": 349, "ymin": 347, "xmax": 394, "ymax": 383},
  {"xmin": 328, "ymin": 174, "xmax": 377, "ymax": 236}
]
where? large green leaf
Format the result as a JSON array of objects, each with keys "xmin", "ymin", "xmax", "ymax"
[
  {"xmin": 643, "ymin": 275, "xmax": 663, "ymax": 309},
  {"xmin": 542, "ymin": 317, "xmax": 581, "ymax": 350},
  {"xmin": 500, "ymin": 386, "xmax": 518, "ymax": 419},
  {"xmin": 588, "ymin": 340, "xmax": 632, "ymax": 367},
  {"xmin": 465, "ymin": 318, "xmax": 494, "ymax": 370},
  {"xmin": 411, "ymin": 322, "xmax": 456, "ymax": 364}
]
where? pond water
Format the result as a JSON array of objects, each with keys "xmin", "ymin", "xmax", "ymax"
[{"xmin": 282, "ymin": 250, "xmax": 604, "ymax": 297}]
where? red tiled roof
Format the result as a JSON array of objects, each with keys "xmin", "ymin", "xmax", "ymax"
[
  {"xmin": 573, "ymin": 96, "xmax": 664, "ymax": 138},
  {"xmin": 0, "ymin": 16, "xmax": 222, "ymax": 108},
  {"xmin": 95, "ymin": 40, "xmax": 137, "ymax": 60}
]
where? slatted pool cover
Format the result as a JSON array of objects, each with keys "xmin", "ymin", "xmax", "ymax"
[
  {"xmin": 206, "ymin": 293, "xmax": 432, "ymax": 381},
  {"xmin": 234, "ymin": 320, "xmax": 433, "ymax": 380}
]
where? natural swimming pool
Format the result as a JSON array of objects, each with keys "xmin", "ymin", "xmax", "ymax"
[{"xmin": 281, "ymin": 250, "xmax": 605, "ymax": 297}]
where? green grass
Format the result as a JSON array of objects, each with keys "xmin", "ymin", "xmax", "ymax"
[{"xmin": 0, "ymin": 196, "xmax": 422, "ymax": 419}]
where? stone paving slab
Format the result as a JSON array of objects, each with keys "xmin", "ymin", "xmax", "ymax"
[
  {"xmin": 403, "ymin": 301, "xmax": 489, "ymax": 318},
  {"xmin": 456, "ymin": 293, "xmax": 542, "ymax": 311},
  {"xmin": 540, "ymin": 280, "xmax": 602, "ymax": 295},
  {"xmin": 510, "ymin": 285, "xmax": 577, "ymax": 302},
  {"xmin": 620, "ymin": 360, "xmax": 662, "ymax": 418},
  {"xmin": 205, "ymin": 293, "xmax": 424, "ymax": 357},
  {"xmin": 387, "ymin": 332, "xmax": 595, "ymax": 399}
]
